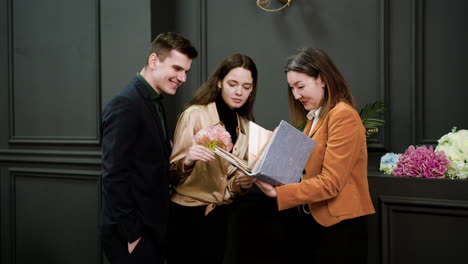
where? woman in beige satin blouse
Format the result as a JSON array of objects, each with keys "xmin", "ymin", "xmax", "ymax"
[{"xmin": 166, "ymin": 54, "xmax": 258, "ymax": 264}]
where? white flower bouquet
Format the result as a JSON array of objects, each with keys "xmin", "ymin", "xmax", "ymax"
[{"xmin": 435, "ymin": 128, "xmax": 468, "ymax": 179}]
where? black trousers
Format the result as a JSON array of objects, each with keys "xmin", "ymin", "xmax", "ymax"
[
  {"xmin": 223, "ymin": 191, "xmax": 369, "ymax": 264},
  {"xmin": 166, "ymin": 201, "xmax": 228, "ymax": 264},
  {"xmin": 101, "ymin": 224, "xmax": 164, "ymax": 264},
  {"xmin": 225, "ymin": 193, "xmax": 290, "ymax": 264},
  {"xmin": 282, "ymin": 207, "xmax": 369, "ymax": 264}
]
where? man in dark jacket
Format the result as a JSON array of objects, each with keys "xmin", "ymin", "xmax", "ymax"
[{"xmin": 100, "ymin": 32, "xmax": 197, "ymax": 264}]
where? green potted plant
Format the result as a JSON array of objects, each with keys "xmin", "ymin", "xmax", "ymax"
[{"xmin": 359, "ymin": 100, "xmax": 385, "ymax": 137}]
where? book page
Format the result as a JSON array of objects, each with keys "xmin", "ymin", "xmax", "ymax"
[
  {"xmin": 248, "ymin": 121, "xmax": 273, "ymax": 168},
  {"xmin": 214, "ymin": 147, "xmax": 251, "ymax": 173}
]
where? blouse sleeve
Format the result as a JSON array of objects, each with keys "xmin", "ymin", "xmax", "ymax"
[{"xmin": 169, "ymin": 108, "xmax": 200, "ymax": 186}]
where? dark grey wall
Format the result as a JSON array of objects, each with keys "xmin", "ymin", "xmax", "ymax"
[
  {"xmin": 368, "ymin": 175, "xmax": 468, "ymax": 264},
  {"xmin": 157, "ymin": 0, "xmax": 468, "ymax": 172},
  {"xmin": 162, "ymin": 0, "xmax": 384, "ymax": 135},
  {"xmin": 0, "ymin": 0, "xmax": 152, "ymax": 263},
  {"xmin": 203, "ymin": 0, "xmax": 381, "ymax": 129},
  {"xmin": 388, "ymin": 0, "xmax": 468, "ymax": 151},
  {"xmin": 151, "ymin": 0, "xmax": 205, "ymax": 138},
  {"xmin": 162, "ymin": 0, "xmax": 467, "ymax": 151},
  {"xmin": 1, "ymin": 0, "xmax": 467, "ymax": 264},
  {"xmin": 101, "ymin": 0, "xmax": 153, "ymax": 105},
  {"xmin": 10, "ymin": 0, "xmax": 99, "ymax": 143}
]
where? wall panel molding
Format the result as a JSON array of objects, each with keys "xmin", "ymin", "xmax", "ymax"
[
  {"xmin": 410, "ymin": 0, "xmax": 427, "ymax": 145},
  {"xmin": 379, "ymin": 195, "xmax": 468, "ymax": 264},
  {"xmin": 368, "ymin": 0, "xmax": 389, "ymax": 150},
  {"xmin": 199, "ymin": 0, "xmax": 208, "ymax": 83},
  {"xmin": 0, "ymin": 149, "xmax": 101, "ymax": 166},
  {"xmin": 7, "ymin": 0, "xmax": 101, "ymax": 146},
  {"xmin": 8, "ymin": 137, "xmax": 101, "ymax": 145},
  {"xmin": 0, "ymin": 167, "xmax": 12, "ymax": 264},
  {"xmin": 411, "ymin": 0, "xmax": 467, "ymax": 145},
  {"xmin": 8, "ymin": 167, "xmax": 101, "ymax": 264},
  {"xmin": 9, "ymin": 166, "xmax": 100, "ymax": 179}
]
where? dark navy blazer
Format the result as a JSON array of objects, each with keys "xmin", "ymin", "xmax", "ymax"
[{"xmin": 100, "ymin": 76, "xmax": 171, "ymax": 244}]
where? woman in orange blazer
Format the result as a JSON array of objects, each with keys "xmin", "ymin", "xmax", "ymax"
[{"xmin": 255, "ymin": 48, "xmax": 375, "ymax": 264}]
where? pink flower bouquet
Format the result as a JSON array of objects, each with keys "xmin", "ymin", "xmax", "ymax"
[
  {"xmin": 392, "ymin": 145, "xmax": 449, "ymax": 178},
  {"xmin": 193, "ymin": 125, "xmax": 233, "ymax": 151}
]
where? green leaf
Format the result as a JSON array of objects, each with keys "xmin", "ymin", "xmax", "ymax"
[
  {"xmin": 363, "ymin": 121, "xmax": 385, "ymax": 127},
  {"xmin": 359, "ymin": 100, "xmax": 385, "ymax": 137}
]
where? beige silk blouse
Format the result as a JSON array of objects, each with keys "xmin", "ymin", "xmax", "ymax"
[{"xmin": 169, "ymin": 102, "xmax": 249, "ymax": 214}]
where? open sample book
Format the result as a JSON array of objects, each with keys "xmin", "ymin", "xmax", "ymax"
[{"xmin": 213, "ymin": 120, "xmax": 316, "ymax": 186}]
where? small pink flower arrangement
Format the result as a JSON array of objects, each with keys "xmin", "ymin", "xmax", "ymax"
[
  {"xmin": 392, "ymin": 145, "xmax": 449, "ymax": 178},
  {"xmin": 193, "ymin": 125, "xmax": 233, "ymax": 151}
]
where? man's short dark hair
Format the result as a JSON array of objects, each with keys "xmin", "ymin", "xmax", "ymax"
[{"xmin": 148, "ymin": 32, "xmax": 198, "ymax": 62}]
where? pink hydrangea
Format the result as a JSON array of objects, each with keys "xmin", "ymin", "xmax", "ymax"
[
  {"xmin": 193, "ymin": 125, "xmax": 233, "ymax": 151},
  {"xmin": 393, "ymin": 145, "xmax": 449, "ymax": 178}
]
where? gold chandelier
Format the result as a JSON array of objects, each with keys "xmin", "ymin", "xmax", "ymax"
[{"xmin": 256, "ymin": 0, "xmax": 292, "ymax": 12}]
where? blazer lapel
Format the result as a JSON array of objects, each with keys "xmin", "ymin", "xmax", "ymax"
[
  {"xmin": 303, "ymin": 118, "xmax": 325, "ymax": 138},
  {"xmin": 303, "ymin": 120, "xmax": 312, "ymax": 136},
  {"xmin": 143, "ymin": 97, "xmax": 160, "ymax": 123},
  {"xmin": 143, "ymin": 98, "xmax": 172, "ymax": 154},
  {"xmin": 160, "ymin": 102, "xmax": 172, "ymax": 152},
  {"xmin": 134, "ymin": 79, "xmax": 171, "ymax": 156},
  {"xmin": 309, "ymin": 119, "xmax": 324, "ymax": 138}
]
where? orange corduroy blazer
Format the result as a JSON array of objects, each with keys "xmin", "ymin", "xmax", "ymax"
[{"xmin": 276, "ymin": 102, "xmax": 375, "ymax": 227}]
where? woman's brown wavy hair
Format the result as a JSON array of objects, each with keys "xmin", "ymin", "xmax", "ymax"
[
  {"xmin": 185, "ymin": 54, "xmax": 258, "ymax": 120},
  {"xmin": 285, "ymin": 48, "xmax": 355, "ymax": 127}
]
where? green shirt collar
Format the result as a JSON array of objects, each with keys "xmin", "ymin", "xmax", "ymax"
[{"xmin": 136, "ymin": 72, "xmax": 163, "ymax": 101}]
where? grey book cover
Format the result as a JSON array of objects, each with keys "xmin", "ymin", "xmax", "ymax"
[{"xmin": 227, "ymin": 120, "xmax": 316, "ymax": 186}]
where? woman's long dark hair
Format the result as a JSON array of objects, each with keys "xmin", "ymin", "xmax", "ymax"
[
  {"xmin": 185, "ymin": 54, "xmax": 258, "ymax": 120},
  {"xmin": 285, "ymin": 48, "xmax": 355, "ymax": 127}
]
